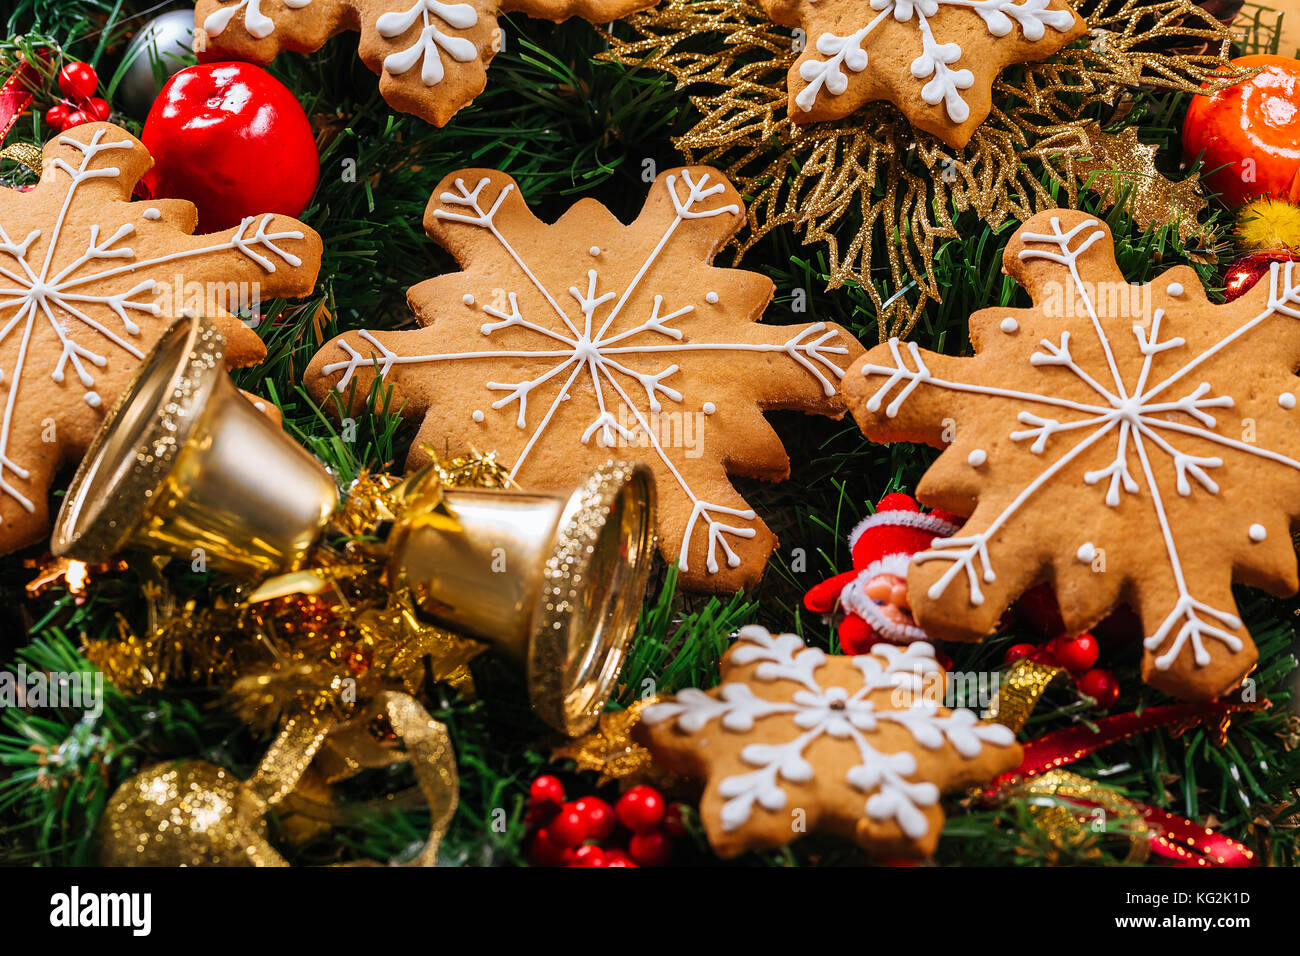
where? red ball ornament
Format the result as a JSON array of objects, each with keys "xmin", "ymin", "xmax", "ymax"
[
  {"xmin": 1077, "ymin": 668, "xmax": 1120, "ymax": 708},
  {"xmin": 529, "ymin": 774, "xmax": 565, "ymax": 807},
  {"xmin": 45, "ymin": 102, "xmax": 71, "ymax": 131},
  {"xmin": 58, "ymin": 61, "xmax": 99, "ymax": 101},
  {"xmin": 572, "ymin": 796, "xmax": 616, "ymax": 842},
  {"xmin": 84, "ymin": 96, "xmax": 111, "ymax": 121},
  {"xmin": 1054, "ymin": 633, "xmax": 1100, "ymax": 674},
  {"xmin": 548, "ymin": 804, "xmax": 591, "ymax": 848},
  {"xmin": 140, "ymin": 62, "xmax": 319, "ymax": 232},
  {"xmin": 526, "ymin": 827, "xmax": 566, "ymax": 867},
  {"xmin": 615, "ymin": 785, "xmax": 667, "ymax": 833},
  {"xmin": 1223, "ymin": 250, "xmax": 1300, "ymax": 302},
  {"xmin": 627, "ymin": 830, "xmax": 672, "ymax": 867},
  {"xmin": 1002, "ymin": 643, "xmax": 1037, "ymax": 664},
  {"xmin": 1183, "ymin": 55, "xmax": 1300, "ymax": 209}
]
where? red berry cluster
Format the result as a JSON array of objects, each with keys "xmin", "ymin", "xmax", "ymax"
[
  {"xmin": 525, "ymin": 776, "xmax": 684, "ymax": 867},
  {"xmin": 45, "ymin": 62, "xmax": 110, "ymax": 132},
  {"xmin": 1003, "ymin": 634, "xmax": 1119, "ymax": 708}
]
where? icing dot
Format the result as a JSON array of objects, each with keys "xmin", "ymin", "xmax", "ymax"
[
  {"xmin": 1249, "ymin": 524, "xmax": 1267, "ymax": 542},
  {"xmin": 83, "ymin": 391, "xmax": 102, "ymax": 408},
  {"xmin": 1166, "ymin": 282, "xmax": 1184, "ymax": 297},
  {"xmin": 462, "ymin": 294, "xmax": 475, "ymax": 306},
  {"xmin": 589, "ymin": 246, "xmax": 600, "ymax": 256},
  {"xmin": 705, "ymin": 292, "xmax": 719, "ymax": 304},
  {"xmin": 967, "ymin": 448, "xmax": 987, "ymax": 467},
  {"xmin": 702, "ymin": 402, "xmax": 716, "ymax": 415},
  {"xmin": 1280, "ymin": 392, "xmax": 1296, "ymax": 410},
  {"xmin": 472, "ymin": 410, "xmax": 485, "ymax": 423},
  {"xmin": 253, "ymin": 401, "xmax": 267, "ymax": 412},
  {"xmin": 142, "ymin": 208, "xmax": 161, "ymax": 220},
  {"xmin": 1076, "ymin": 542, "xmax": 1096, "ymax": 563},
  {"xmin": 1000, "ymin": 317, "xmax": 1018, "ymax": 334}
]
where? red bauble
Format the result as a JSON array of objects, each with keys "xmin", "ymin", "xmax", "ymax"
[
  {"xmin": 572, "ymin": 796, "xmax": 616, "ymax": 842},
  {"xmin": 627, "ymin": 830, "xmax": 672, "ymax": 867},
  {"xmin": 1054, "ymin": 633, "xmax": 1100, "ymax": 673},
  {"xmin": 140, "ymin": 63, "xmax": 319, "ymax": 231},
  {"xmin": 45, "ymin": 102, "xmax": 70, "ymax": 131},
  {"xmin": 1223, "ymin": 251, "xmax": 1300, "ymax": 302},
  {"xmin": 1002, "ymin": 643, "xmax": 1037, "ymax": 664},
  {"xmin": 84, "ymin": 96, "xmax": 111, "ymax": 121},
  {"xmin": 548, "ymin": 804, "xmax": 592, "ymax": 847},
  {"xmin": 1183, "ymin": 55, "xmax": 1300, "ymax": 209},
  {"xmin": 1077, "ymin": 668, "xmax": 1120, "ymax": 708},
  {"xmin": 57, "ymin": 61, "xmax": 99, "ymax": 101},
  {"xmin": 615, "ymin": 785, "xmax": 667, "ymax": 833},
  {"xmin": 529, "ymin": 774, "xmax": 565, "ymax": 807}
]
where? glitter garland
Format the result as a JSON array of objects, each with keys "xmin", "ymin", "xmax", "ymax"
[{"xmin": 603, "ymin": 0, "xmax": 1241, "ymax": 338}]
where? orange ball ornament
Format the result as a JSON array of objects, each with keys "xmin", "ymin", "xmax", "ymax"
[{"xmin": 1183, "ymin": 55, "xmax": 1300, "ymax": 209}]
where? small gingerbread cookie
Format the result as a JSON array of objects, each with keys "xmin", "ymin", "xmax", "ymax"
[
  {"xmin": 636, "ymin": 625, "xmax": 1020, "ymax": 858},
  {"xmin": 761, "ymin": 0, "xmax": 1086, "ymax": 147},
  {"xmin": 304, "ymin": 165, "xmax": 863, "ymax": 592},
  {"xmin": 194, "ymin": 0, "xmax": 662, "ymax": 128},
  {"xmin": 0, "ymin": 122, "xmax": 321, "ymax": 555},
  {"xmin": 843, "ymin": 209, "xmax": 1300, "ymax": 701}
]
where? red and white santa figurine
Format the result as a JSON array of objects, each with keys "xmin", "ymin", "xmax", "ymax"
[{"xmin": 804, "ymin": 493, "xmax": 962, "ymax": 656}]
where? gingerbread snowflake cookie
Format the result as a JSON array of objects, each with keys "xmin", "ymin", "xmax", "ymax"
[
  {"xmin": 636, "ymin": 625, "xmax": 1020, "ymax": 858},
  {"xmin": 0, "ymin": 122, "xmax": 321, "ymax": 555},
  {"xmin": 304, "ymin": 166, "xmax": 863, "ymax": 592},
  {"xmin": 763, "ymin": 0, "xmax": 1086, "ymax": 147},
  {"xmin": 194, "ymin": 0, "xmax": 660, "ymax": 127},
  {"xmin": 843, "ymin": 209, "xmax": 1300, "ymax": 700}
]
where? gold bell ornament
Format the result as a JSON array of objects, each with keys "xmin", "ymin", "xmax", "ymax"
[{"xmin": 52, "ymin": 315, "xmax": 658, "ymax": 736}]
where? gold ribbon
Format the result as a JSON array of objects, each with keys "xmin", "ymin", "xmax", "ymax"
[
  {"xmin": 0, "ymin": 142, "xmax": 41, "ymax": 177},
  {"xmin": 988, "ymin": 658, "xmax": 1068, "ymax": 733}
]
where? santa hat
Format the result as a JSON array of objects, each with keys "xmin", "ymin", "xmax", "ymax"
[{"xmin": 847, "ymin": 493, "xmax": 963, "ymax": 582}]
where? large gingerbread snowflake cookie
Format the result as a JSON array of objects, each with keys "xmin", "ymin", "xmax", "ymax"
[
  {"xmin": 636, "ymin": 625, "xmax": 1020, "ymax": 858},
  {"xmin": 304, "ymin": 166, "xmax": 863, "ymax": 592},
  {"xmin": 843, "ymin": 209, "xmax": 1300, "ymax": 700},
  {"xmin": 194, "ymin": 0, "xmax": 660, "ymax": 127},
  {"xmin": 763, "ymin": 0, "xmax": 1086, "ymax": 147},
  {"xmin": 0, "ymin": 122, "xmax": 320, "ymax": 555}
]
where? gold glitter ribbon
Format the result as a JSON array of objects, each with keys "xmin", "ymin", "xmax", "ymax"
[
  {"xmin": 988, "ymin": 658, "xmax": 1069, "ymax": 733},
  {"xmin": 0, "ymin": 142, "xmax": 42, "ymax": 176},
  {"xmin": 98, "ymin": 693, "xmax": 457, "ymax": 866}
]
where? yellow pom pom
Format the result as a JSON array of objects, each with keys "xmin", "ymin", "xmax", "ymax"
[{"xmin": 1236, "ymin": 198, "xmax": 1300, "ymax": 251}]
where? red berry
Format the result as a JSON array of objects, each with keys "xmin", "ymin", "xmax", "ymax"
[
  {"xmin": 1003, "ymin": 643, "xmax": 1036, "ymax": 664},
  {"xmin": 529, "ymin": 774, "xmax": 565, "ymax": 807},
  {"xmin": 84, "ymin": 97, "xmax": 110, "ymax": 121},
  {"xmin": 572, "ymin": 796, "xmax": 616, "ymax": 841},
  {"xmin": 628, "ymin": 830, "xmax": 672, "ymax": 867},
  {"xmin": 58, "ymin": 61, "xmax": 99, "ymax": 101},
  {"xmin": 549, "ymin": 803, "xmax": 591, "ymax": 847},
  {"xmin": 566, "ymin": 844, "xmax": 606, "ymax": 867},
  {"xmin": 603, "ymin": 850, "xmax": 638, "ymax": 867},
  {"xmin": 1077, "ymin": 668, "xmax": 1119, "ymax": 709},
  {"xmin": 1055, "ymin": 633, "xmax": 1100, "ymax": 673},
  {"xmin": 62, "ymin": 110, "xmax": 91, "ymax": 129},
  {"xmin": 615, "ymin": 785, "xmax": 667, "ymax": 833},
  {"xmin": 663, "ymin": 803, "xmax": 688, "ymax": 838},
  {"xmin": 45, "ymin": 102, "xmax": 71, "ymax": 131},
  {"xmin": 1030, "ymin": 648, "xmax": 1057, "ymax": 666},
  {"xmin": 526, "ymin": 827, "xmax": 566, "ymax": 867}
]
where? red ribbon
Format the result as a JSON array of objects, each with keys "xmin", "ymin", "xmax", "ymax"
[
  {"xmin": 0, "ymin": 55, "xmax": 43, "ymax": 143},
  {"xmin": 990, "ymin": 698, "xmax": 1268, "ymax": 866}
]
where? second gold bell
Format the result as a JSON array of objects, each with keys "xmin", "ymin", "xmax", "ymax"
[{"xmin": 51, "ymin": 315, "xmax": 658, "ymax": 736}]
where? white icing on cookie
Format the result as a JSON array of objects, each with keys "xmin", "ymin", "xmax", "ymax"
[
  {"xmin": 1000, "ymin": 317, "xmax": 1019, "ymax": 334},
  {"xmin": 1279, "ymin": 392, "xmax": 1296, "ymax": 410},
  {"xmin": 472, "ymin": 409, "xmax": 485, "ymax": 422},
  {"xmin": 967, "ymin": 448, "xmax": 986, "ymax": 466},
  {"xmin": 1076, "ymin": 541, "xmax": 1095, "ymax": 563},
  {"xmin": 1249, "ymin": 524, "xmax": 1266, "ymax": 542}
]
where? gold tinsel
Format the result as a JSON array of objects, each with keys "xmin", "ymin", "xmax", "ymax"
[
  {"xmin": 603, "ymin": 0, "xmax": 1242, "ymax": 338},
  {"xmin": 549, "ymin": 699, "xmax": 674, "ymax": 787}
]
